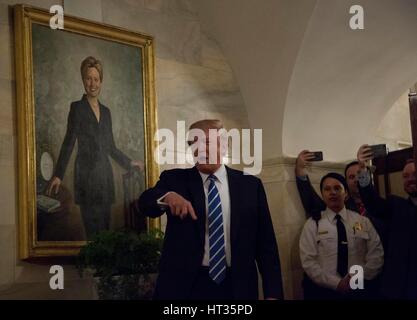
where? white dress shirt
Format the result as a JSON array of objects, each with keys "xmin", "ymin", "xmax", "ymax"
[
  {"xmin": 299, "ymin": 207, "xmax": 384, "ymax": 290},
  {"xmin": 199, "ymin": 165, "xmax": 231, "ymax": 267}
]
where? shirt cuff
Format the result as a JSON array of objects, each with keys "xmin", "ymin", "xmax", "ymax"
[
  {"xmin": 296, "ymin": 175, "xmax": 308, "ymax": 181},
  {"xmin": 157, "ymin": 192, "xmax": 172, "ymax": 208},
  {"xmin": 327, "ymin": 274, "xmax": 343, "ymax": 290},
  {"xmin": 357, "ymin": 169, "xmax": 371, "ymax": 187}
]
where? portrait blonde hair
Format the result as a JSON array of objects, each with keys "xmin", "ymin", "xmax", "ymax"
[{"xmin": 80, "ymin": 56, "xmax": 103, "ymax": 81}]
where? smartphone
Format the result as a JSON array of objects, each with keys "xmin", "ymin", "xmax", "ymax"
[
  {"xmin": 369, "ymin": 144, "xmax": 387, "ymax": 159},
  {"xmin": 310, "ymin": 151, "xmax": 323, "ymax": 162}
]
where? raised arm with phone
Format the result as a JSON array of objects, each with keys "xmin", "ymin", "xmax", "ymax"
[
  {"xmin": 295, "ymin": 150, "xmax": 364, "ymax": 218},
  {"xmin": 356, "ymin": 144, "xmax": 417, "ymax": 299}
]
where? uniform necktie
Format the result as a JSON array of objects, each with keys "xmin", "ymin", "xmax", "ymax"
[{"xmin": 335, "ymin": 214, "xmax": 348, "ymax": 277}]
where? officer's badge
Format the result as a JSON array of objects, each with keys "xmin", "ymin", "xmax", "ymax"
[{"xmin": 353, "ymin": 222, "xmax": 363, "ymax": 233}]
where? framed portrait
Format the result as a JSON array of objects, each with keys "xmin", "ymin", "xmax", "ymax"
[{"xmin": 14, "ymin": 5, "xmax": 160, "ymax": 259}]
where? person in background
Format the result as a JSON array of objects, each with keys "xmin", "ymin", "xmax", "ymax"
[
  {"xmin": 357, "ymin": 144, "xmax": 417, "ymax": 299},
  {"xmin": 299, "ymin": 172, "xmax": 384, "ymax": 300},
  {"xmin": 295, "ymin": 150, "xmax": 385, "ymax": 298},
  {"xmin": 296, "ymin": 150, "xmax": 371, "ymax": 218}
]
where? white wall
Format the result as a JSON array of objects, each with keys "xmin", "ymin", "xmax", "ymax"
[
  {"xmin": 283, "ymin": 0, "xmax": 417, "ymax": 161},
  {"xmin": 375, "ymin": 90, "xmax": 412, "ymax": 150},
  {"xmin": 196, "ymin": 0, "xmax": 318, "ymax": 161},
  {"xmin": 198, "ymin": 0, "xmax": 417, "ymax": 162}
]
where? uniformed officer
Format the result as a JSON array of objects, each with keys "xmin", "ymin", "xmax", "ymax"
[{"xmin": 299, "ymin": 172, "xmax": 384, "ymax": 299}]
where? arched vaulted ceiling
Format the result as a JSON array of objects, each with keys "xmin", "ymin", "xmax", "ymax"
[{"xmin": 197, "ymin": 0, "xmax": 417, "ymax": 161}]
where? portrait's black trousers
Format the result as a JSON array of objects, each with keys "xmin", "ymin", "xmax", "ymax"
[
  {"xmin": 189, "ymin": 267, "xmax": 233, "ymax": 300},
  {"xmin": 80, "ymin": 204, "xmax": 111, "ymax": 239}
]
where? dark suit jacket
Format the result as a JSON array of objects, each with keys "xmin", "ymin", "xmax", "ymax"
[
  {"xmin": 54, "ymin": 95, "xmax": 131, "ymax": 205},
  {"xmin": 359, "ymin": 183, "xmax": 417, "ymax": 299},
  {"xmin": 138, "ymin": 166, "xmax": 283, "ymax": 300}
]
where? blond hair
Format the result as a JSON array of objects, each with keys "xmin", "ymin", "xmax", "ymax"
[{"xmin": 80, "ymin": 56, "xmax": 103, "ymax": 81}]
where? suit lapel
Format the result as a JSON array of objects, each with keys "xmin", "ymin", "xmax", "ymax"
[
  {"xmin": 187, "ymin": 167, "xmax": 206, "ymax": 242},
  {"xmin": 226, "ymin": 166, "xmax": 241, "ymax": 247},
  {"xmin": 81, "ymin": 94, "xmax": 100, "ymax": 126}
]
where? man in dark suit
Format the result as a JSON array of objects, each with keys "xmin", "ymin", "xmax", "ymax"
[
  {"xmin": 357, "ymin": 144, "xmax": 417, "ymax": 299},
  {"xmin": 138, "ymin": 119, "xmax": 283, "ymax": 300}
]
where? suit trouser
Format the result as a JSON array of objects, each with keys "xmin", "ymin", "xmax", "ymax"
[{"xmin": 189, "ymin": 267, "xmax": 233, "ymax": 300}]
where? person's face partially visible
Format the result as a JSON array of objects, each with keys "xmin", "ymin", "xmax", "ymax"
[
  {"xmin": 194, "ymin": 129, "xmax": 222, "ymax": 174},
  {"xmin": 83, "ymin": 67, "xmax": 102, "ymax": 99},
  {"xmin": 321, "ymin": 177, "xmax": 347, "ymax": 213},
  {"xmin": 403, "ymin": 162, "xmax": 417, "ymax": 197},
  {"xmin": 346, "ymin": 164, "xmax": 360, "ymax": 197}
]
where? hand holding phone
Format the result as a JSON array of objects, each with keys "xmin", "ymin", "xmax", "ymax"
[
  {"xmin": 357, "ymin": 144, "xmax": 387, "ymax": 170},
  {"xmin": 295, "ymin": 150, "xmax": 324, "ymax": 177},
  {"xmin": 310, "ymin": 151, "xmax": 323, "ymax": 162},
  {"xmin": 369, "ymin": 144, "xmax": 387, "ymax": 159}
]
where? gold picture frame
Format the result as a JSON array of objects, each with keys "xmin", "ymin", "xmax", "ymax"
[{"xmin": 14, "ymin": 5, "xmax": 160, "ymax": 259}]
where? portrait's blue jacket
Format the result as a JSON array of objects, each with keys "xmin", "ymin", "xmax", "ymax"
[{"xmin": 54, "ymin": 95, "xmax": 131, "ymax": 205}]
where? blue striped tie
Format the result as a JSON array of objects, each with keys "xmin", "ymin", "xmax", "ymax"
[{"xmin": 207, "ymin": 174, "xmax": 226, "ymax": 284}]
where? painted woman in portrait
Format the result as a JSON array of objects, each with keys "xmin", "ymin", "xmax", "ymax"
[{"xmin": 47, "ymin": 56, "xmax": 143, "ymax": 239}]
